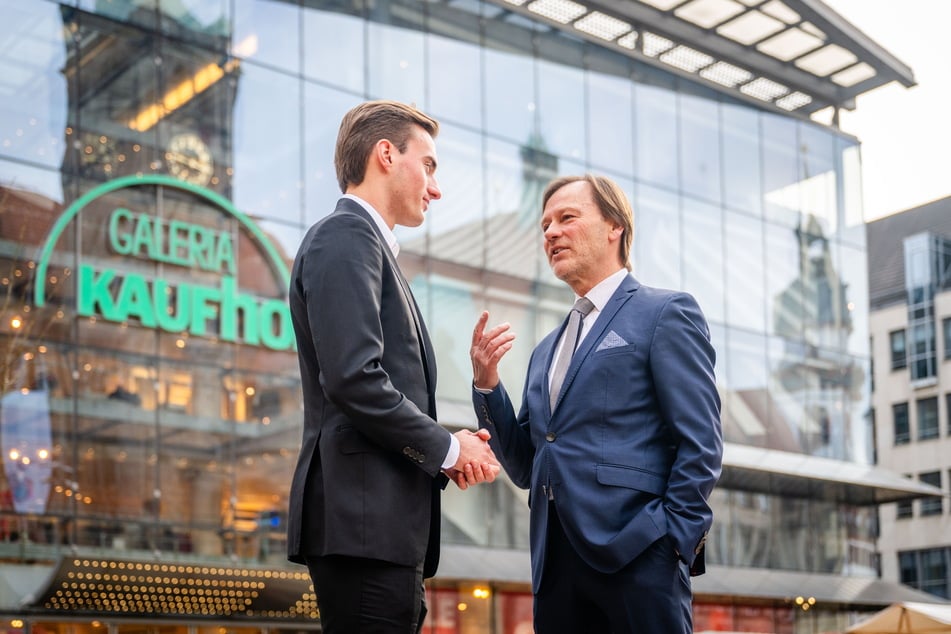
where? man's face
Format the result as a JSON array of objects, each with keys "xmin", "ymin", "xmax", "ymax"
[
  {"xmin": 389, "ymin": 126, "xmax": 441, "ymax": 228},
  {"xmin": 541, "ymin": 181, "xmax": 621, "ymax": 295}
]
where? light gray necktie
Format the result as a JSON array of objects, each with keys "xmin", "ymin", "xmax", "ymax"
[{"xmin": 549, "ymin": 297, "xmax": 595, "ymax": 411}]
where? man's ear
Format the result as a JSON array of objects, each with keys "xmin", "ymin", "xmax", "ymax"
[{"xmin": 376, "ymin": 139, "xmax": 395, "ymax": 169}]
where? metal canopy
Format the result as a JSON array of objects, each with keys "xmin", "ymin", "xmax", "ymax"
[
  {"xmin": 487, "ymin": 0, "xmax": 915, "ymax": 119},
  {"xmin": 720, "ymin": 443, "xmax": 944, "ymax": 505}
]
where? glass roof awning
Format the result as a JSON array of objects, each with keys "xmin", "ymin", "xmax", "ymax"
[
  {"xmin": 486, "ymin": 0, "xmax": 915, "ymax": 119},
  {"xmin": 720, "ymin": 443, "xmax": 944, "ymax": 505}
]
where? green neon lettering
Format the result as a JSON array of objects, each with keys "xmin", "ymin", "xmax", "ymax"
[
  {"xmin": 214, "ymin": 232, "xmax": 235, "ymax": 275},
  {"xmin": 109, "ymin": 208, "xmax": 134, "ymax": 255},
  {"xmin": 189, "ymin": 223, "xmax": 212, "ymax": 271},
  {"xmin": 78, "ymin": 264, "xmax": 116, "ymax": 317},
  {"xmin": 219, "ymin": 276, "xmax": 258, "ymax": 344},
  {"xmin": 154, "ymin": 279, "xmax": 191, "ymax": 331},
  {"xmin": 130, "ymin": 213, "xmax": 153, "ymax": 260},
  {"xmin": 259, "ymin": 299, "xmax": 294, "ymax": 350},
  {"xmin": 116, "ymin": 273, "xmax": 157, "ymax": 328},
  {"xmin": 167, "ymin": 219, "xmax": 189, "ymax": 267},
  {"xmin": 189, "ymin": 285, "xmax": 221, "ymax": 336}
]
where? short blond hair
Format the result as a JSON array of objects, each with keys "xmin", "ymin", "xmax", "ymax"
[
  {"xmin": 542, "ymin": 174, "xmax": 634, "ymax": 271},
  {"xmin": 334, "ymin": 100, "xmax": 439, "ymax": 193}
]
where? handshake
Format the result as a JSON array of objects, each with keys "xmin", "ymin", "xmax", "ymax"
[{"xmin": 444, "ymin": 429, "xmax": 502, "ymax": 490}]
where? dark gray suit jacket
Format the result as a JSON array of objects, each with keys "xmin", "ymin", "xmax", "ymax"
[{"xmin": 287, "ymin": 197, "xmax": 450, "ymax": 577}]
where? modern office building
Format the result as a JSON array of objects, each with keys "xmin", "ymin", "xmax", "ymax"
[
  {"xmin": 0, "ymin": 0, "xmax": 945, "ymax": 633},
  {"xmin": 867, "ymin": 196, "xmax": 951, "ymax": 600}
]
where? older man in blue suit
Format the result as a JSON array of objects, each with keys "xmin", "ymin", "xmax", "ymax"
[{"xmin": 470, "ymin": 174, "xmax": 722, "ymax": 633}]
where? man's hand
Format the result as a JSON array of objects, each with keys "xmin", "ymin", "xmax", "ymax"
[
  {"xmin": 470, "ymin": 311, "xmax": 515, "ymax": 391},
  {"xmin": 445, "ymin": 428, "xmax": 502, "ymax": 490}
]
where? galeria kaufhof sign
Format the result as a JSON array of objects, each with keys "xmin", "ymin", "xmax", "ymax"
[{"xmin": 34, "ymin": 175, "xmax": 294, "ymax": 351}]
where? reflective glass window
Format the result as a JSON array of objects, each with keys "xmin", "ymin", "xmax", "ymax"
[
  {"xmin": 919, "ymin": 548, "xmax": 949, "ymax": 598},
  {"xmin": 679, "ymin": 94, "xmax": 721, "ymax": 204},
  {"xmin": 635, "ymin": 83, "xmax": 678, "ymax": 191},
  {"xmin": 426, "ymin": 11, "xmax": 483, "ymax": 130},
  {"xmin": 158, "ymin": 0, "xmax": 231, "ymax": 46},
  {"xmin": 890, "ymin": 329, "xmax": 907, "ymax": 369},
  {"xmin": 839, "ymin": 137, "xmax": 864, "ymax": 247},
  {"xmin": 725, "ymin": 329, "xmax": 768, "ymax": 448},
  {"xmin": 919, "ymin": 471, "xmax": 943, "ymax": 516},
  {"xmin": 0, "ymin": 1, "xmax": 69, "ymax": 171},
  {"xmin": 303, "ymin": 1, "xmax": 366, "ymax": 93},
  {"xmin": 917, "ymin": 396, "xmax": 939, "ymax": 441},
  {"xmin": 944, "ymin": 317, "xmax": 951, "ymax": 359},
  {"xmin": 765, "ymin": 221, "xmax": 804, "ymax": 341},
  {"xmin": 367, "ymin": 1, "xmax": 425, "ymax": 106},
  {"xmin": 899, "ymin": 551, "xmax": 918, "ymax": 582},
  {"xmin": 425, "ymin": 125, "xmax": 485, "ymax": 268},
  {"xmin": 302, "ymin": 83, "xmax": 362, "ymax": 224},
  {"xmin": 798, "ymin": 123, "xmax": 837, "ymax": 237},
  {"xmin": 893, "ymin": 402, "xmax": 910, "ymax": 445},
  {"xmin": 536, "ymin": 37, "xmax": 586, "ymax": 163},
  {"xmin": 234, "ymin": 0, "xmax": 301, "ymax": 73},
  {"xmin": 635, "ymin": 185, "xmax": 681, "ymax": 292},
  {"xmin": 682, "ymin": 198, "xmax": 724, "ymax": 323},
  {"xmin": 232, "ymin": 65, "xmax": 301, "ymax": 223},
  {"xmin": 586, "ymin": 57, "xmax": 634, "ymax": 176},
  {"xmin": 839, "ymin": 241, "xmax": 869, "ymax": 356},
  {"xmin": 761, "ymin": 113, "xmax": 800, "ymax": 227},
  {"xmin": 722, "ymin": 103, "xmax": 762, "ymax": 216},
  {"xmin": 725, "ymin": 210, "xmax": 765, "ymax": 332},
  {"xmin": 484, "ymin": 39, "xmax": 536, "ymax": 146}
]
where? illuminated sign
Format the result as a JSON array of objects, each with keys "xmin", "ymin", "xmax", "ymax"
[{"xmin": 34, "ymin": 175, "xmax": 293, "ymax": 350}]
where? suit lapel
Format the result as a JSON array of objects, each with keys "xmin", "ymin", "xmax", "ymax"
[
  {"xmin": 551, "ymin": 275, "xmax": 639, "ymax": 414},
  {"xmin": 335, "ymin": 199, "xmax": 437, "ymax": 409}
]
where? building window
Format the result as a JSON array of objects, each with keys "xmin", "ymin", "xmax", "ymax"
[
  {"xmin": 917, "ymin": 397, "xmax": 939, "ymax": 440},
  {"xmin": 890, "ymin": 329, "xmax": 907, "ymax": 370},
  {"xmin": 897, "ymin": 472, "xmax": 914, "ymax": 519},
  {"xmin": 920, "ymin": 548, "xmax": 950, "ymax": 599},
  {"xmin": 944, "ymin": 317, "xmax": 951, "ymax": 359},
  {"xmin": 893, "ymin": 402, "xmax": 910, "ymax": 445},
  {"xmin": 899, "ymin": 551, "xmax": 918, "ymax": 586},
  {"xmin": 948, "ymin": 394, "xmax": 951, "ymax": 435},
  {"xmin": 919, "ymin": 471, "xmax": 943, "ymax": 516}
]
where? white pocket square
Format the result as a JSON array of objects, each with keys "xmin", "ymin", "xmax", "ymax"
[{"xmin": 596, "ymin": 330, "xmax": 629, "ymax": 351}]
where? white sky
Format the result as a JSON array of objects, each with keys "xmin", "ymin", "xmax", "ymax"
[{"xmin": 821, "ymin": 0, "xmax": 951, "ymax": 221}]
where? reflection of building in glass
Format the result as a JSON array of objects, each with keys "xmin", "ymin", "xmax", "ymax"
[
  {"xmin": 0, "ymin": 0, "xmax": 946, "ymax": 632},
  {"xmin": 868, "ymin": 197, "xmax": 951, "ymax": 601}
]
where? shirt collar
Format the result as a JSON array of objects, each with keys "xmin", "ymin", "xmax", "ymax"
[
  {"xmin": 342, "ymin": 193, "xmax": 400, "ymax": 257},
  {"xmin": 579, "ymin": 268, "xmax": 629, "ymax": 311}
]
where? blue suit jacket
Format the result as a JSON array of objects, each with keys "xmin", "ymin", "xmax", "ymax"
[{"xmin": 473, "ymin": 275, "xmax": 722, "ymax": 593}]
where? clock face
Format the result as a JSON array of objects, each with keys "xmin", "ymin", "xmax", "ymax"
[{"xmin": 166, "ymin": 133, "xmax": 214, "ymax": 186}]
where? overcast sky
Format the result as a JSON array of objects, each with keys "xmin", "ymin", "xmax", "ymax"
[{"xmin": 821, "ymin": 0, "xmax": 951, "ymax": 221}]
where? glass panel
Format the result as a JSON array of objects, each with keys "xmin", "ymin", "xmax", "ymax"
[
  {"xmin": 724, "ymin": 329, "xmax": 768, "ymax": 448},
  {"xmin": 839, "ymin": 137, "xmax": 864, "ymax": 247},
  {"xmin": 424, "ymin": 125, "xmax": 485, "ymax": 269},
  {"xmin": 839, "ymin": 241, "xmax": 868, "ymax": 356},
  {"xmin": 536, "ymin": 41, "xmax": 586, "ymax": 163},
  {"xmin": 725, "ymin": 210, "xmax": 765, "ymax": 332},
  {"xmin": 682, "ymin": 198, "xmax": 724, "ymax": 323},
  {"xmin": 762, "ymin": 113, "xmax": 800, "ymax": 228},
  {"xmin": 302, "ymin": 0, "xmax": 366, "ymax": 93},
  {"xmin": 367, "ymin": 0, "xmax": 425, "ymax": 106},
  {"xmin": 893, "ymin": 402, "xmax": 910, "ymax": 445},
  {"xmin": 159, "ymin": 0, "xmax": 232, "ymax": 44},
  {"xmin": 484, "ymin": 39, "xmax": 536, "ymax": 146},
  {"xmin": 0, "ymin": 1, "xmax": 69, "ymax": 170},
  {"xmin": 890, "ymin": 330, "xmax": 907, "ymax": 370},
  {"xmin": 679, "ymin": 93, "xmax": 721, "ymax": 204},
  {"xmin": 426, "ymin": 14, "xmax": 482, "ymax": 129},
  {"xmin": 919, "ymin": 472, "xmax": 943, "ymax": 516},
  {"xmin": 587, "ymin": 57, "xmax": 634, "ymax": 176},
  {"xmin": 232, "ymin": 66, "xmax": 301, "ymax": 223},
  {"xmin": 233, "ymin": 0, "xmax": 300, "ymax": 73},
  {"xmin": 484, "ymin": 137, "xmax": 547, "ymax": 282},
  {"xmin": 944, "ymin": 317, "xmax": 951, "ymax": 359},
  {"xmin": 917, "ymin": 397, "xmax": 939, "ymax": 441},
  {"xmin": 722, "ymin": 102, "xmax": 762, "ymax": 216},
  {"xmin": 799, "ymin": 122, "xmax": 837, "ymax": 237},
  {"xmin": 635, "ymin": 82, "xmax": 678, "ymax": 190},
  {"xmin": 635, "ymin": 184, "xmax": 681, "ymax": 292},
  {"xmin": 302, "ymin": 83, "xmax": 362, "ymax": 224},
  {"xmin": 77, "ymin": 0, "xmax": 159, "ymax": 33},
  {"xmin": 766, "ymin": 221, "xmax": 804, "ymax": 341}
]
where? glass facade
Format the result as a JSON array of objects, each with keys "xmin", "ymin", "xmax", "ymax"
[{"xmin": 0, "ymin": 0, "xmax": 881, "ymax": 631}]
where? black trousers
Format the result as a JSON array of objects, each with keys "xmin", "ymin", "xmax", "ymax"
[
  {"xmin": 533, "ymin": 503, "xmax": 694, "ymax": 634},
  {"xmin": 306, "ymin": 554, "xmax": 427, "ymax": 634}
]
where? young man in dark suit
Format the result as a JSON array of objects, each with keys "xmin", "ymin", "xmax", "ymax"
[
  {"xmin": 470, "ymin": 174, "xmax": 723, "ymax": 633},
  {"xmin": 287, "ymin": 100, "xmax": 500, "ymax": 633}
]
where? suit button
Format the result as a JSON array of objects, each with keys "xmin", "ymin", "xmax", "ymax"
[{"xmin": 545, "ymin": 432, "xmax": 556, "ymax": 442}]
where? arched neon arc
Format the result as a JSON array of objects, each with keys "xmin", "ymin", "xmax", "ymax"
[{"xmin": 34, "ymin": 174, "xmax": 291, "ymax": 307}]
